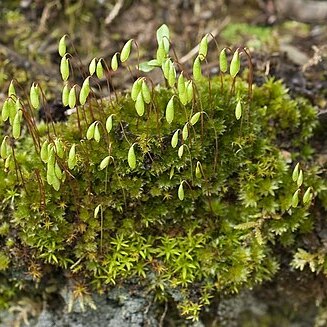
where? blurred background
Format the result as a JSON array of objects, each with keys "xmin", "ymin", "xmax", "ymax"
[{"xmin": 0, "ymin": 0, "xmax": 326, "ymax": 107}]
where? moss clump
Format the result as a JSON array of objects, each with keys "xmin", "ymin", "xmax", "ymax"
[{"xmin": 0, "ymin": 26, "xmax": 326, "ymax": 320}]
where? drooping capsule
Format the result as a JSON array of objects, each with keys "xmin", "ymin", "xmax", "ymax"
[
  {"xmin": 79, "ymin": 77, "xmax": 90, "ymax": 105},
  {"xmin": 128, "ymin": 144, "xmax": 136, "ymax": 169},
  {"xmin": 193, "ymin": 56, "xmax": 202, "ymax": 81},
  {"xmin": 60, "ymin": 55, "xmax": 70, "ymax": 81},
  {"xmin": 291, "ymin": 189, "xmax": 300, "ymax": 208},
  {"xmin": 89, "ymin": 58, "xmax": 97, "ymax": 76},
  {"xmin": 86, "ymin": 121, "xmax": 96, "ymax": 140},
  {"xmin": 111, "ymin": 53, "xmax": 119, "ymax": 71},
  {"xmin": 106, "ymin": 115, "xmax": 113, "ymax": 133},
  {"xmin": 120, "ymin": 39, "xmax": 133, "ymax": 63},
  {"xmin": 94, "ymin": 124, "xmax": 101, "ymax": 143},
  {"xmin": 68, "ymin": 85, "xmax": 77, "ymax": 109},
  {"xmin": 30, "ymin": 83, "xmax": 40, "ymax": 109},
  {"xmin": 230, "ymin": 49, "xmax": 241, "ymax": 78},
  {"xmin": 165, "ymin": 96, "xmax": 174, "ymax": 124},
  {"xmin": 96, "ymin": 59, "xmax": 104, "ymax": 79},
  {"xmin": 68, "ymin": 144, "xmax": 77, "ymax": 170},
  {"xmin": 100, "ymin": 155, "xmax": 111, "ymax": 170},
  {"xmin": 178, "ymin": 182, "xmax": 184, "ymax": 201},
  {"xmin": 58, "ymin": 35, "xmax": 67, "ymax": 57},
  {"xmin": 135, "ymin": 92, "xmax": 145, "ymax": 117},
  {"xmin": 62, "ymin": 83, "xmax": 70, "ymax": 107},
  {"xmin": 219, "ymin": 48, "xmax": 228, "ymax": 73},
  {"xmin": 235, "ymin": 100, "xmax": 242, "ymax": 120},
  {"xmin": 198, "ymin": 34, "xmax": 208, "ymax": 59},
  {"xmin": 190, "ymin": 112, "xmax": 201, "ymax": 126},
  {"xmin": 171, "ymin": 130, "xmax": 179, "ymax": 148}
]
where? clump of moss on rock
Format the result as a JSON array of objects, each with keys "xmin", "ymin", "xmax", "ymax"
[{"xmin": 0, "ymin": 25, "xmax": 326, "ymax": 321}]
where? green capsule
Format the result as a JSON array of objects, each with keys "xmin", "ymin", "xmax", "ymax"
[
  {"xmin": 0, "ymin": 136, "xmax": 9, "ymax": 159},
  {"xmin": 230, "ymin": 49, "xmax": 240, "ymax": 78},
  {"xmin": 54, "ymin": 161, "xmax": 62, "ymax": 180},
  {"xmin": 291, "ymin": 189, "xmax": 300, "ymax": 208},
  {"xmin": 162, "ymin": 59, "xmax": 171, "ymax": 80},
  {"xmin": 30, "ymin": 83, "xmax": 40, "ymax": 109},
  {"xmin": 120, "ymin": 39, "xmax": 133, "ymax": 63},
  {"xmin": 297, "ymin": 170, "xmax": 303, "ymax": 188},
  {"xmin": 94, "ymin": 124, "xmax": 101, "ymax": 143},
  {"xmin": 292, "ymin": 163, "xmax": 300, "ymax": 182},
  {"xmin": 303, "ymin": 187, "xmax": 312, "ymax": 204},
  {"xmin": 58, "ymin": 35, "xmax": 67, "ymax": 57},
  {"xmin": 177, "ymin": 73, "xmax": 186, "ymax": 94},
  {"xmin": 40, "ymin": 140, "xmax": 49, "ymax": 163},
  {"xmin": 235, "ymin": 100, "xmax": 242, "ymax": 120},
  {"xmin": 128, "ymin": 144, "xmax": 136, "ymax": 169},
  {"xmin": 106, "ymin": 115, "xmax": 113, "ymax": 133},
  {"xmin": 135, "ymin": 92, "xmax": 145, "ymax": 117},
  {"xmin": 179, "ymin": 90, "xmax": 188, "ymax": 106},
  {"xmin": 86, "ymin": 121, "xmax": 96, "ymax": 140},
  {"xmin": 178, "ymin": 73, "xmax": 187, "ymax": 105},
  {"xmin": 186, "ymin": 81, "xmax": 194, "ymax": 103},
  {"xmin": 178, "ymin": 144, "xmax": 184, "ymax": 158},
  {"xmin": 219, "ymin": 48, "xmax": 228, "ymax": 73},
  {"xmin": 131, "ymin": 78, "xmax": 142, "ymax": 101},
  {"xmin": 68, "ymin": 144, "xmax": 76, "ymax": 170},
  {"xmin": 68, "ymin": 85, "xmax": 77, "ymax": 109},
  {"xmin": 60, "ymin": 55, "xmax": 70, "ymax": 81},
  {"xmin": 48, "ymin": 147, "xmax": 55, "ymax": 166},
  {"xmin": 89, "ymin": 58, "xmax": 97, "ymax": 76},
  {"xmin": 168, "ymin": 64, "xmax": 176, "ymax": 87},
  {"xmin": 156, "ymin": 40, "xmax": 166, "ymax": 65},
  {"xmin": 195, "ymin": 161, "xmax": 202, "ymax": 178},
  {"xmin": 100, "ymin": 155, "xmax": 110, "ymax": 170},
  {"xmin": 52, "ymin": 175, "xmax": 60, "ymax": 191},
  {"xmin": 199, "ymin": 34, "xmax": 208, "ymax": 59},
  {"xmin": 94, "ymin": 204, "xmax": 101, "ymax": 218},
  {"xmin": 62, "ymin": 83, "xmax": 70, "ymax": 107},
  {"xmin": 96, "ymin": 59, "xmax": 104, "ymax": 79},
  {"xmin": 165, "ymin": 96, "xmax": 174, "ymax": 124},
  {"xmin": 2, "ymin": 99, "xmax": 9, "ymax": 121},
  {"xmin": 193, "ymin": 56, "xmax": 202, "ymax": 81},
  {"xmin": 190, "ymin": 112, "xmax": 201, "ymax": 125},
  {"xmin": 47, "ymin": 159, "xmax": 55, "ymax": 180},
  {"xmin": 178, "ymin": 182, "xmax": 184, "ymax": 201},
  {"xmin": 8, "ymin": 80, "xmax": 16, "ymax": 97},
  {"xmin": 55, "ymin": 139, "xmax": 64, "ymax": 158},
  {"xmin": 8, "ymin": 98, "xmax": 17, "ymax": 125},
  {"xmin": 12, "ymin": 111, "xmax": 21, "ymax": 139},
  {"xmin": 182, "ymin": 123, "xmax": 188, "ymax": 141},
  {"xmin": 111, "ymin": 53, "xmax": 119, "ymax": 71},
  {"xmin": 46, "ymin": 167, "xmax": 53, "ymax": 184},
  {"xmin": 141, "ymin": 80, "xmax": 151, "ymax": 104},
  {"xmin": 171, "ymin": 129, "xmax": 179, "ymax": 148},
  {"xmin": 4, "ymin": 154, "xmax": 12, "ymax": 169},
  {"xmin": 156, "ymin": 24, "xmax": 170, "ymax": 53},
  {"xmin": 79, "ymin": 77, "xmax": 90, "ymax": 105}
]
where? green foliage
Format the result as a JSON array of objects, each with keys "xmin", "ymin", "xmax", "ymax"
[{"xmin": 0, "ymin": 25, "xmax": 326, "ymax": 320}]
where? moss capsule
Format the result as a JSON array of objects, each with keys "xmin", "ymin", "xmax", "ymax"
[
  {"xmin": 171, "ymin": 130, "xmax": 179, "ymax": 148},
  {"xmin": 120, "ymin": 39, "xmax": 133, "ymax": 63},
  {"xmin": 89, "ymin": 58, "xmax": 97, "ymax": 76},
  {"xmin": 128, "ymin": 144, "xmax": 136, "ymax": 169},
  {"xmin": 165, "ymin": 96, "xmax": 174, "ymax": 124},
  {"xmin": 230, "ymin": 49, "xmax": 240, "ymax": 78}
]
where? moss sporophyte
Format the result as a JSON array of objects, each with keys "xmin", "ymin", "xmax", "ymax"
[{"xmin": 0, "ymin": 24, "xmax": 326, "ymax": 320}]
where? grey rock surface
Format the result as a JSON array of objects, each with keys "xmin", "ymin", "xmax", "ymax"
[{"xmin": 0, "ymin": 286, "xmax": 160, "ymax": 327}]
